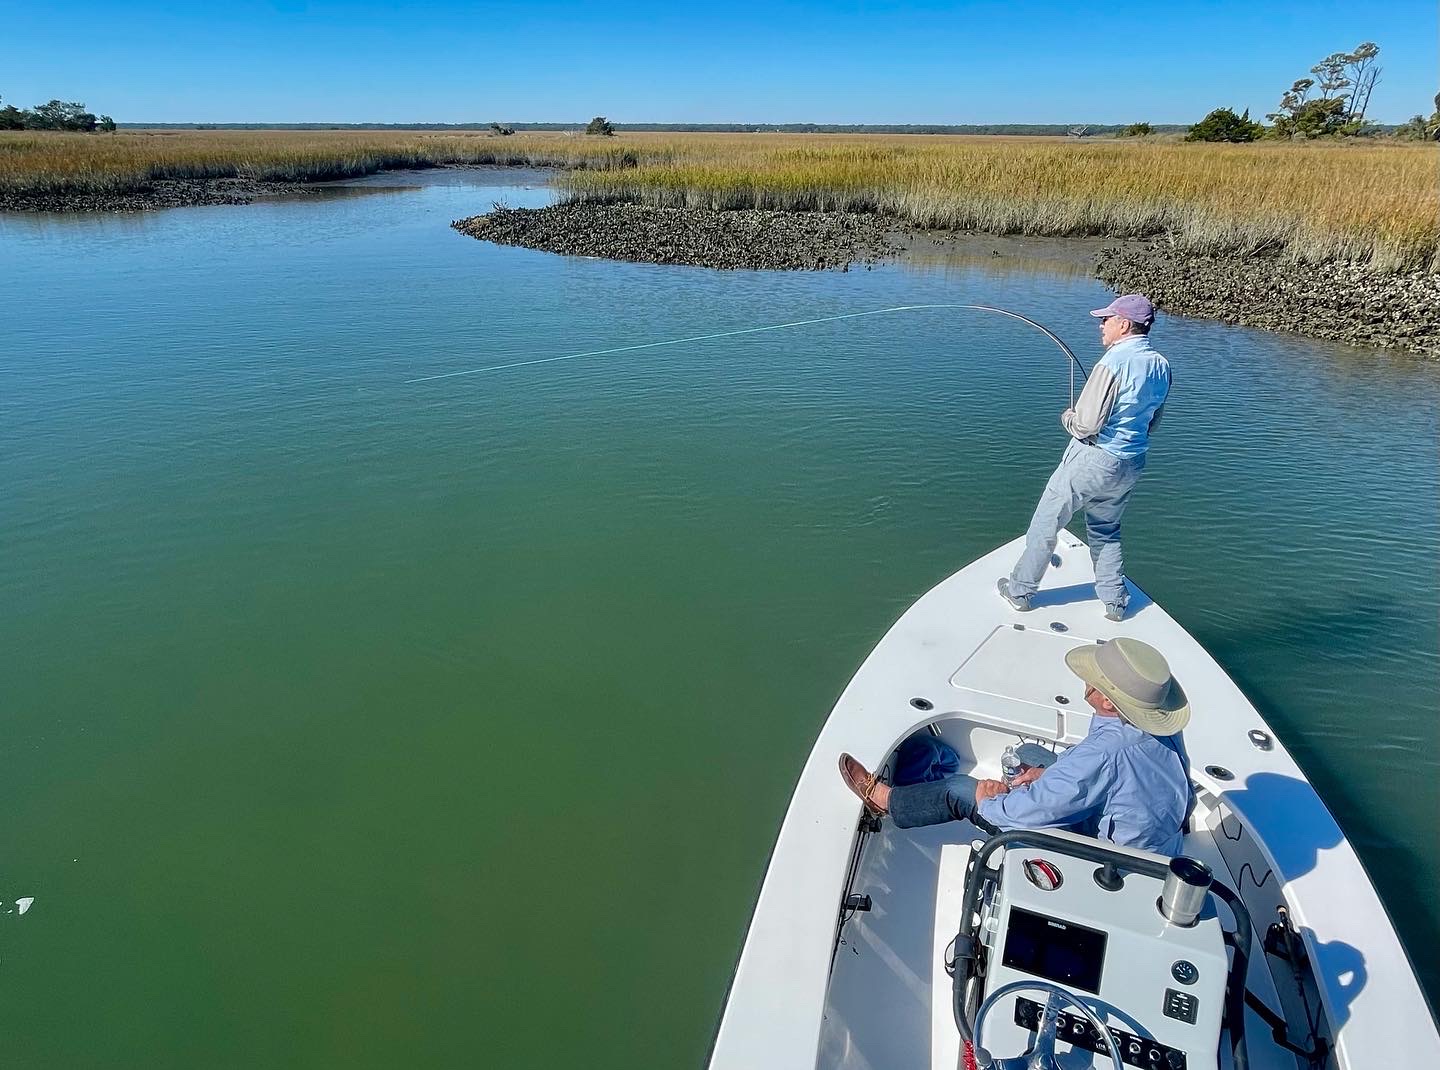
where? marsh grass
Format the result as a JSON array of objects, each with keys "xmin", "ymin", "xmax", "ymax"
[
  {"xmin": 0, "ymin": 129, "xmax": 640, "ymax": 194},
  {"xmin": 560, "ymin": 135, "xmax": 1440, "ymax": 271},
  {"xmin": 3, "ymin": 129, "xmax": 1435, "ymax": 270}
]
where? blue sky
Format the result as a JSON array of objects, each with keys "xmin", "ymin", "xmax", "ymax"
[{"xmin": 3, "ymin": 0, "xmax": 1436, "ymax": 124}]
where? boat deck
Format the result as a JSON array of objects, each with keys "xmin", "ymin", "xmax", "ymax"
[{"xmin": 709, "ymin": 533, "xmax": 1439, "ymax": 1069}]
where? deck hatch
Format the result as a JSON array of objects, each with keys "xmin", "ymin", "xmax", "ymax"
[{"xmin": 948, "ymin": 625, "xmax": 1090, "ymax": 738}]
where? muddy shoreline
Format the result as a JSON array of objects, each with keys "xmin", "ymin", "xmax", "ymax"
[
  {"xmin": 455, "ymin": 202, "xmax": 1439, "ymax": 356},
  {"xmin": 0, "ymin": 176, "xmax": 320, "ymax": 213},
  {"xmin": 6, "ymin": 173, "xmax": 1433, "ymax": 355},
  {"xmin": 455, "ymin": 203, "xmax": 899, "ymax": 270},
  {"xmin": 1095, "ymin": 246, "xmax": 1440, "ymax": 355}
]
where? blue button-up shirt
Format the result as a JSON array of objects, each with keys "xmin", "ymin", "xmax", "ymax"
[{"xmin": 977, "ymin": 715, "xmax": 1191, "ymax": 856}]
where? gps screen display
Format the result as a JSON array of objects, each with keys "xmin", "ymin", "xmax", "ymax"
[{"xmin": 1000, "ymin": 907, "xmax": 1107, "ymax": 994}]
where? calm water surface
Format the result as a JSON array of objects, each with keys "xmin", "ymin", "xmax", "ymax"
[{"xmin": 2, "ymin": 170, "xmax": 1437, "ymax": 1066}]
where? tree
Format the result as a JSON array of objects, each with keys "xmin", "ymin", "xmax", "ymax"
[
  {"xmin": 1267, "ymin": 78, "xmax": 1313, "ymax": 130},
  {"xmin": 25, "ymin": 99, "xmax": 98, "ymax": 131},
  {"xmin": 1390, "ymin": 90, "xmax": 1437, "ymax": 141},
  {"xmin": 1415, "ymin": 93, "xmax": 1440, "ymax": 141},
  {"xmin": 98, "ymin": 114, "xmax": 116, "ymax": 133},
  {"xmin": 0, "ymin": 96, "xmax": 25, "ymax": 129},
  {"xmin": 1397, "ymin": 115, "xmax": 1431, "ymax": 140},
  {"xmin": 1268, "ymin": 45, "xmax": 1383, "ymax": 138},
  {"xmin": 1185, "ymin": 107, "xmax": 1263, "ymax": 143},
  {"xmin": 584, "ymin": 115, "xmax": 615, "ymax": 136},
  {"xmin": 1118, "ymin": 122, "xmax": 1152, "ymax": 137},
  {"xmin": 1310, "ymin": 52, "xmax": 1351, "ymax": 105},
  {"xmin": 1272, "ymin": 97, "xmax": 1347, "ymax": 139},
  {"xmin": 1343, "ymin": 42, "xmax": 1381, "ymax": 123}
]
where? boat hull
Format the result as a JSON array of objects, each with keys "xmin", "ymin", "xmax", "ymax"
[{"xmin": 708, "ymin": 534, "xmax": 1438, "ymax": 1068}]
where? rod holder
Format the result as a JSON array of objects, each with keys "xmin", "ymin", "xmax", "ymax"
[{"xmin": 1159, "ymin": 857, "xmax": 1212, "ymax": 927}]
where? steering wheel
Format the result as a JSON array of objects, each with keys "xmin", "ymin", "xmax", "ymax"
[{"xmin": 972, "ymin": 980, "xmax": 1123, "ymax": 1070}]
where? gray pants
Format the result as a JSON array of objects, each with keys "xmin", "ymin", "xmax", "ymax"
[{"xmin": 1010, "ymin": 439, "xmax": 1145, "ymax": 609}]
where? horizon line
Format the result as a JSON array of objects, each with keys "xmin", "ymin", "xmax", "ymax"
[{"xmin": 111, "ymin": 120, "xmax": 1197, "ymax": 130}]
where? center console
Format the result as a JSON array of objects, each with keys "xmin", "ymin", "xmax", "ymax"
[{"xmin": 972, "ymin": 839, "xmax": 1230, "ymax": 1069}]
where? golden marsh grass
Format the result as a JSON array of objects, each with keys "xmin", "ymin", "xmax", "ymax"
[
  {"xmin": 0, "ymin": 129, "xmax": 638, "ymax": 191},
  {"xmin": 3, "ymin": 129, "xmax": 1435, "ymax": 270},
  {"xmin": 560, "ymin": 134, "xmax": 1440, "ymax": 271}
]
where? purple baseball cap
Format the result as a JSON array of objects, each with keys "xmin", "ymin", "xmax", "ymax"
[{"xmin": 1090, "ymin": 294, "xmax": 1155, "ymax": 326}]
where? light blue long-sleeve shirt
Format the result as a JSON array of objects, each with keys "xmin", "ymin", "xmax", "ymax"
[
  {"xmin": 1061, "ymin": 335, "xmax": 1172, "ymax": 460},
  {"xmin": 977, "ymin": 715, "xmax": 1191, "ymax": 856}
]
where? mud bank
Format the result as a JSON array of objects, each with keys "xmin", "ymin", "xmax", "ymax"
[
  {"xmin": 0, "ymin": 177, "xmax": 318, "ymax": 213},
  {"xmin": 1096, "ymin": 246, "xmax": 1440, "ymax": 356},
  {"xmin": 452, "ymin": 202, "xmax": 899, "ymax": 270},
  {"xmin": 455, "ymin": 202, "xmax": 1436, "ymax": 354}
]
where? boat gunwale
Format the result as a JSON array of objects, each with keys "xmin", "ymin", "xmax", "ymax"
[{"xmin": 707, "ymin": 533, "xmax": 1440, "ymax": 1068}]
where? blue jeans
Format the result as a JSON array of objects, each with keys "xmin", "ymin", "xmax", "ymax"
[
  {"xmin": 889, "ymin": 774, "xmax": 1000, "ymax": 833},
  {"xmin": 1009, "ymin": 439, "xmax": 1145, "ymax": 609}
]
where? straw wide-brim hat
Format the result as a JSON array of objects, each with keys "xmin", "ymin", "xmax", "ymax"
[{"xmin": 1065, "ymin": 637, "xmax": 1190, "ymax": 736}]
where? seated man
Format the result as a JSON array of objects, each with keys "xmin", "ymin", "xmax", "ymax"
[{"xmin": 839, "ymin": 637, "xmax": 1191, "ymax": 856}]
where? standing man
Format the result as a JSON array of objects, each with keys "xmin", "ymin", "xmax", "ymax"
[{"xmin": 998, "ymin": 295, "xmax": 1171, "ymax": 622}]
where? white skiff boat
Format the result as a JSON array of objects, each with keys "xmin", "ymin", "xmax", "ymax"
[{"xmin": 709, "ymin": 532, "xmax": 1438, "ymax": 1069}]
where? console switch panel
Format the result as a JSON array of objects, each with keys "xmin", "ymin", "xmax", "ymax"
[
  {"xmin": 1014, "ymin": 996, "xmax": 1188, "ymax": 1070},
  {"xmin": 1162, "ymin": 988, "xmax": 1199, "ymax": 1025}
]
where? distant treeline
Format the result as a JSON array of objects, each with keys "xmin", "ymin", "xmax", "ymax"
[
  {"xmin": 2, "ymin": 98, "xmax": 116, "ymax": 131},
  {"xmin": 119, "ymin": 122, "xmax": 1192, "ymax": 135}
]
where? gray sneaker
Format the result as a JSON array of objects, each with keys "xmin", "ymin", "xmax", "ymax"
[
  {"xmin": 1104, "ymin": 603, "xmax": 1126, "ymax": 622},
  {"xmin": 996, "ymin": 577, "xmax": 1033, "ymax": 612}
]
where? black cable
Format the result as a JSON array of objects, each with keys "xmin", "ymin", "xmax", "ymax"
[
  {"xmin": 1276, "ymin": 908, "xmax": 1323, "ymax": 1046},
  {"xmin": 1207, "ymin": 880, "xmax": 1253, "ymax": 1070},
  {"xmin": 1243, "ymin": 989, "xmax": 1328, "ymax": 1065},
  {"xmin": 1235, "ymin": 862, "xmax": 1274, "ymax": 892},
  {"xmin": 832, "ymin": 761, "xmax": 892, "ymax": 960}
]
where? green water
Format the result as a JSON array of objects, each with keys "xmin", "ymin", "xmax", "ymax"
[{"xmin": 2, "ymin": 170, "xmax": 1436, "ymax": 1066}]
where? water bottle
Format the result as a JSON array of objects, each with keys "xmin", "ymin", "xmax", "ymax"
[{"xmin": 1001, "ymin": 745, "xmax": 1021, "ymax": 785}]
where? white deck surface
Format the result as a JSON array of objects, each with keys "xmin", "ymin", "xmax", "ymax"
[{"xmin": 708, "ymin": 534, "xmax": 1439, "ymax": 1069}]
